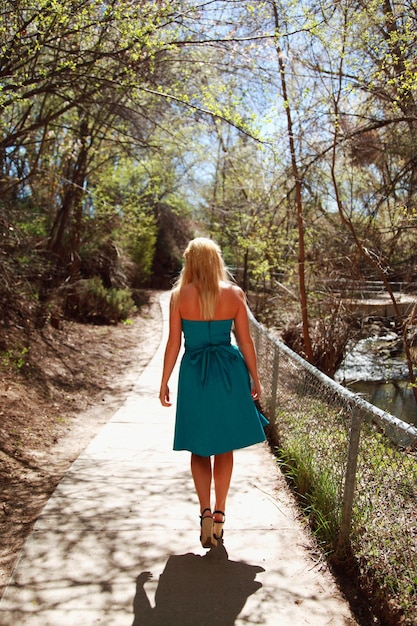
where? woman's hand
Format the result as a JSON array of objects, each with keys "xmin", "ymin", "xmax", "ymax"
[
  {"xmin": 159, "ymin": 384, "xmax": 172, "ymax": 407},
  {"xmin": 251, "ymin": 381, "xmax": 262, "ymax": 401}
]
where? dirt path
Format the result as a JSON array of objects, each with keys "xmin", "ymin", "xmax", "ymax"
[{"xmin": 0, "ymin": 290, "xmax": 163, "ymax": 597}]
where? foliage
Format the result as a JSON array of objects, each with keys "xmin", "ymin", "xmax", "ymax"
[
  {"xmin": 64, "ymin": 277, "xmax": 135, "ymax": 325},
  {"xmin": 88, "ymin": 157, "xmax": 160, "ymax": 287},
  {"xmin": 0, "ymin": 346, "xmax": 30, "ymax": 373},
  {"xmin": 198, "ymin": 129, "xmax": 295, "ymax": 295},
  {"xmin": 1, "ymin": 0, "xmax": 416, "ymax": 349},
  {"xmin": 0, "ymin": 0, "xmax": 199, "ymax": 325}
]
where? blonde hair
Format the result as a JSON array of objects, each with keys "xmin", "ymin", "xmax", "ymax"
[{"xmin": 173, "ymin": 237, "xmax": 229, "ymax": 319}]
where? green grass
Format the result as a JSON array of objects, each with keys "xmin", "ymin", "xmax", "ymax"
[
  {"xmin": 1, "ymin": 346, "xmax": 30, "ymax": 371},
  {"xmin": 271, "ymin": 399, "xmax": 417, "ymax": 625}
]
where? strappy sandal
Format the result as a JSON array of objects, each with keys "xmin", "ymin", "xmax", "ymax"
[
  {"xmin": 200, "ymin": 508, "xmax": 216, "ymax": 549},
  {"xmin": 213, "ymin": 510, "xmax": 225, "ymax": 540}
]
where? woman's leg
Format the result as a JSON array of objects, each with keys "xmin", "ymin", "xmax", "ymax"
[
  {"xmin": 190, "ymin": 453, "xmax": 212, "ymax": 513},
  {"xmin": 213, "ymin": 451, "xmax": 233, "ymax": 514}
]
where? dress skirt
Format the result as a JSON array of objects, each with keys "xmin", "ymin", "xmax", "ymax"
[{"xmin": 173, "ymin": 319, "xmax": 268, "ymax": 457}]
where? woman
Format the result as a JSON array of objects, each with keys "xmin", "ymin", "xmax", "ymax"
[{"xmin": 159, "ymin": 237, "xmax": 267, "ymax": 549}]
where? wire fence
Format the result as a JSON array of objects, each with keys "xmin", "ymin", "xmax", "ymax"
[{"xmin": 249, "ymin": 312, "xmax": 417, "ymax": 626}]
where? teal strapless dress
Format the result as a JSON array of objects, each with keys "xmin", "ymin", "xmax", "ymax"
[{"xmin": 174, "ymin": 319, "xmax": 268, "ymax": 457}]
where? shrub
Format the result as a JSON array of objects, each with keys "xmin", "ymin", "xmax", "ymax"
[{"xmin": 64, "ymin": 277, "xmax": 135, "ymax": 324}]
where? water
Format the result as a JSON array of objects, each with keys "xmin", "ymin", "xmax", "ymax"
[
  {"xmin": 335, "ymin": 334, "xmax": 417, "ymax": 427},
  {"xmin": 348, "ymin": 380, "xmax": 417, "ymax": 427}
]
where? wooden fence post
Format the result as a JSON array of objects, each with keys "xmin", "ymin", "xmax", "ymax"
[{"xmin": 337, "ymin": 407, "xmax": 362, "ymax": 555}]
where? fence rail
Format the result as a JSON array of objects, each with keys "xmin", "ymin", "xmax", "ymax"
[{"xmin": 249, "ymin": 311, "xmax": 417, "ymax": 625}]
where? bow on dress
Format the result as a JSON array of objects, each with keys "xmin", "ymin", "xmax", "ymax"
[{"xmin": 188, "ymin": 344, "xmax": 238, "ymax": 391}]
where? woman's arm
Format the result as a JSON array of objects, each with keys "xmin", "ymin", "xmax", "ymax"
[
  {"xmin": 233, "ymin": 288, "xmax": 262, "ymax": 400},
  {"xmin": 159, "ymin": 295, "xmax": 182, "ymax": 406}
]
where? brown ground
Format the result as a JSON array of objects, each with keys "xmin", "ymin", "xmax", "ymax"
[{"xmin": 0, "ymin": 290, "xmax": 162, "ymax": 599}]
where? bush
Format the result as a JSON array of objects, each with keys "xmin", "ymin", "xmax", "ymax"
[{"xmin": 64, "ymin": 277, "xmax": 135, "ymax": 324}]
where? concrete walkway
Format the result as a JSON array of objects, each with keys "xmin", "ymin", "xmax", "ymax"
[{"xmin": 0, "ymin": 293, "xmax": 358, "ymax": 626}]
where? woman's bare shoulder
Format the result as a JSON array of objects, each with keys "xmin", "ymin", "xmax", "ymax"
[
  {"xmin": 220, "ymin": 282, "xmax": 245, "ymax": 301},
  {"xmin": 217, "ymin": 282, "xmax": 246, "ymax": 318}
]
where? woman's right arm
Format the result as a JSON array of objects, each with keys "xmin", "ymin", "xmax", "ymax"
[
  {"xmin": 233, "ymin": 288, "xmax": 262, "ymax": 400},
  {"xmin": 159, "ymin": 295, "xmax": 182, "ymax": 406}
]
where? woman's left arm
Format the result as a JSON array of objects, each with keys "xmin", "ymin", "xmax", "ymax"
[
  {"xmin": 233, "ymin": 289, "xmax": 262, "ymax": 400},
  {"xmin": 159, "ymin": 296, "xmax": 182, "ymax": 406}
]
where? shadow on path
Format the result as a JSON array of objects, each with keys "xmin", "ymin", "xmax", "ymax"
[{"xmin": 133, "ymin": 542, "xmax": 264, "ymax": 626}]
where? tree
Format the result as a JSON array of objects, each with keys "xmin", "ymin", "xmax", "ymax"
[
  {"xmin": 324, "ymin": 0, "xmax": 417, "ymax": 402},
  {"xmin": 270, "ymin": 0, "xmax": 314, "ymax": 362}
]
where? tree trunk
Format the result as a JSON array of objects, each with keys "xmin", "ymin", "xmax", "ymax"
[{"xmin": 271, "ymin": 0, "xmax": 313, "ymax": 363}]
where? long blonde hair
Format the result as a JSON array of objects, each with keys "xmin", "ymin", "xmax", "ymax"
[{"xmin": 173, "ymin": 237, "xmax": 229, "ymax": 319}]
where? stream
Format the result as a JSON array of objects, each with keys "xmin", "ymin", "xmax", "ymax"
[{"xmin": 335, "ymin": 333, "xmax": 417, "ymax": 427}]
